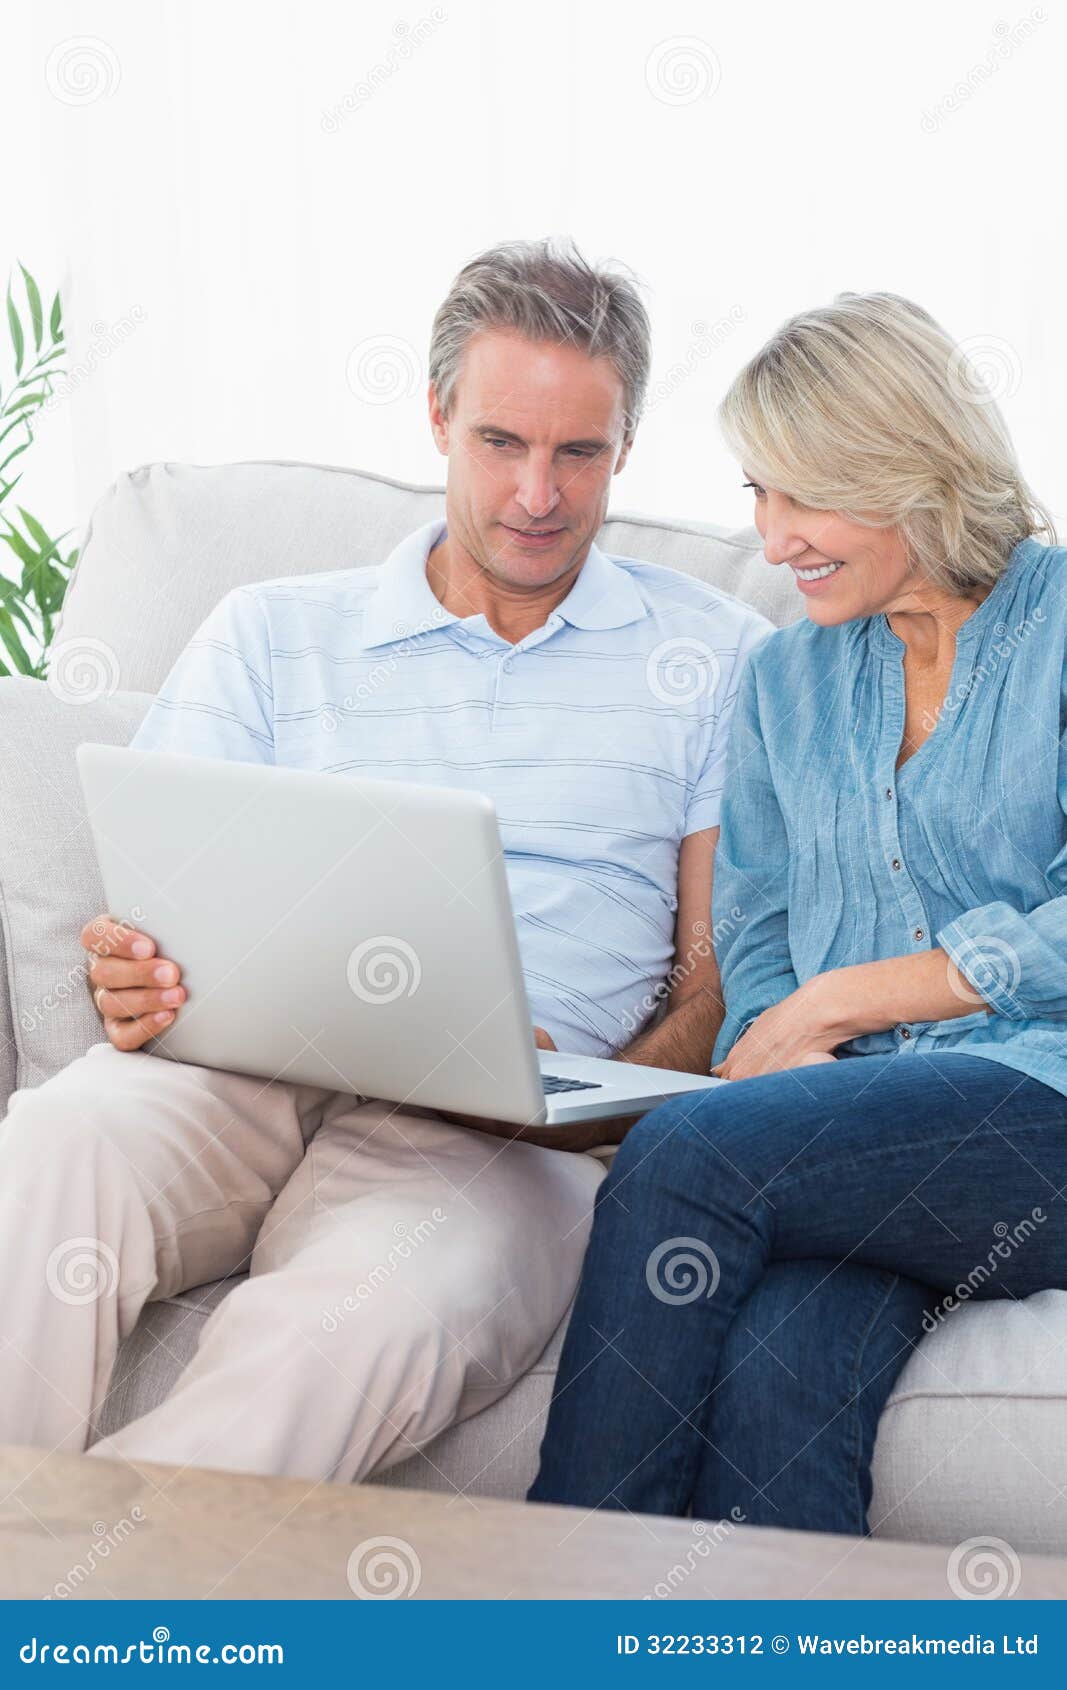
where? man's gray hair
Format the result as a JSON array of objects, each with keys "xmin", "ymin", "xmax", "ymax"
[{"xmin": 429, "ymin": 238, "xmax": 651, "ymax": 438}]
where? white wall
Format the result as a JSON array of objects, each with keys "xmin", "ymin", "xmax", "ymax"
[{"xmin": 5, "ymin": 0, "xmax": 1065, "ymax": 550}]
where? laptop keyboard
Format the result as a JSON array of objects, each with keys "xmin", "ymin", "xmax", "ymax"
[{"xmin": 542, "ymin": 1074, "xmax": 604, "ymax": 1095}]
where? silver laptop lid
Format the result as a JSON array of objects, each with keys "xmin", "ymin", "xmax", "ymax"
[{"xmin": 76, "ymin": 744, "xmax": 548, "ymax": 1126}]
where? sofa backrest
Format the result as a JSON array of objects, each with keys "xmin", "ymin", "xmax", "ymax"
[{"xmin": 53, "ymin": 460, "xmax": 802, "ymax": 696}]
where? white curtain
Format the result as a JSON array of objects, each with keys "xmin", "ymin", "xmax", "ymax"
[{"xmin": 6, "ymin": 0, "xmax": 1065, "ymax": 548}]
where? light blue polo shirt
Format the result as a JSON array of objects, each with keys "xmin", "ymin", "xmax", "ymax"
[{"xmin": 132, "ymin": 520, "xmax": 772, "ymax": 1054}]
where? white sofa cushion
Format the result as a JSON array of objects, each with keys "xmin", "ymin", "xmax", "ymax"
[
  {"xmin": 53, "ymin": 459, "xmax": 798, "ymax": 696},
  {"xmin": 0, "ymin": 678, "xmax": 151, "ymax": 1090}
]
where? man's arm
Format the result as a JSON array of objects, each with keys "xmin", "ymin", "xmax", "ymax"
[{"xmin": 615, "ymin": 827, "xmax": 723, "ymax": 1074}]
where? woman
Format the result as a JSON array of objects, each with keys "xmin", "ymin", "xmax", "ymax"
[{"xmin": 528, "ymin": 292, "xmax": 1067, "ymax": 1535}]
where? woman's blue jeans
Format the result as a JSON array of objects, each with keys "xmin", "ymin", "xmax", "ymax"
[{"xmin": 528, "ymin": 1052, "xmax": 1067, "ymax": 1533}]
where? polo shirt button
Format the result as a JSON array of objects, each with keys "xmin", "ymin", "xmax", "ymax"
[
  {"xmin": 914, "ymin": 927, "xmax": 925, "ymax": 941},
  {"xmin": 891, "ymin": 857, "xmax": 902, "ymax": 871},
  {"xmin": 900, "ymin": 1026, "xmax": 912, "ymax": 1039},
  {"xmin": 885, "ymin": 787, "xmax": 894, "ymax": 800}
]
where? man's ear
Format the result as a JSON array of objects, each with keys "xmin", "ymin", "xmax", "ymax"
[
  {"xmin": 428, "ymin": 382, "xmax": 450, "ymax": 456},
  {"xmin": 614, "ymin": 430, "xmax": 635, "ymax": 475}
]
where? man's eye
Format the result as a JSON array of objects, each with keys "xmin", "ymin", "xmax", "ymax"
[
  {"xmin": 563, "ymin": 447, "xmax": 594, "ymax": 459},
  {"xmin": 485, "ymin": 437, "xmax": 511, "ymax": 449}
]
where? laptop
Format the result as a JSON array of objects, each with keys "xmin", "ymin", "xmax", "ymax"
[{"xmin": 76, "ymin": 745, "xmax": 724, "ymax": 1130}]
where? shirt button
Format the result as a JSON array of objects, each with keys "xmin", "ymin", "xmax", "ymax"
[
  {"xmin": 900, "ymin": 1026, "xmax": 912, "ymax": 1040},
  {"xmin": 891, "ymin": 857, "xmax": 902, "ymax": 871},
  {"xmin": 885, "ymin": 787, "xmax": 894, "ymax": 801},
  {"xmin": 914, "ymin": 927, "xmax": 925, "ymax": 941}
]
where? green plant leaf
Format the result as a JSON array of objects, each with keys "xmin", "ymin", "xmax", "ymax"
[
  {"xmin": 16, "ymin": 506, "xmax": 59, "ymax": 555},
  {"xmin": 0, "ymin": 606, "xmax": 36, "ymax": 674},
  {"xmin": 6, "ymin": 286, "xmax": 24, "ymax": 376},
  {"xmin": 0, "ymin": 438, "xmax": 30, "ymax": 479},
  {"xmin": 49, "ymin": 291, "xmax": 62, "ymax": 341},
  {"xmin": 19, "ymin": 265, "xmax": 43, "ymax": 353},
  {"xmin": 0, "ymin": 573, "xmax": 37, "ymax": 631},
  {"xmin": 0, "ymin": 523, "xmax": 40, "ymax": 570},
  {"xmin": 3, "ymin": 390, "xmax": 48, "ymax": 416}
]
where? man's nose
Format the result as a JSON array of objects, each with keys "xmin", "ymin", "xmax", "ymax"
[{"xmin": 515, "ymin": 457, "xmax": 561, "ymax": 521}]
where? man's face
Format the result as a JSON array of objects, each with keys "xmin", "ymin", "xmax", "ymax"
[{"xmin": 429, "ymin": 328, "xmax": 633, "ymax": 591}]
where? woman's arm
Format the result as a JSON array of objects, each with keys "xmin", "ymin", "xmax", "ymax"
[
  {"xmin": 713, "ymin": 949, "xmax": 989, "ymax": 1080},
  {"xmin": 708, "ymin": 655, "xmax": 800, "ymax": 1067}
]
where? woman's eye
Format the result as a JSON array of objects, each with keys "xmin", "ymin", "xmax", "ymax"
[{"xmin": 742, "ymin": 480, "xmax": 765, "ymax": 498}]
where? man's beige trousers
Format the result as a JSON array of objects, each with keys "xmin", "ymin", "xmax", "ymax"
[{"xmin": 0, "ymin": 1041, "xmax": 605, "ymax": 1482}]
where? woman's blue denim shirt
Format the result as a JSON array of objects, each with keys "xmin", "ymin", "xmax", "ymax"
[{"xmin": 711, "ymin": 538, "xmax": 1067, "ymax": 1098}]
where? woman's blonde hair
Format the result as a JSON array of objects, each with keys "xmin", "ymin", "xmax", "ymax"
[{"xmin": 718, "ymin": 292, "xmax": 1055, "ymax": 592}]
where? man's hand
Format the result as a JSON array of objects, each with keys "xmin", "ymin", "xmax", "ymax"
[{"xmin": 81, "ymin": 914, "xmax": 186, "ymax": 1052}]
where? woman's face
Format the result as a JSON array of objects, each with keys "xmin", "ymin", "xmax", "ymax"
[{"xmin": 744, "ymin": 474, "xmax": 920, "ymax": 626}]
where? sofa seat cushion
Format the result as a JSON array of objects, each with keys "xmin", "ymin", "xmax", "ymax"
[{"xmin": 95, "ymin": 1275, "xmax": 1067, "ymax": 1551}]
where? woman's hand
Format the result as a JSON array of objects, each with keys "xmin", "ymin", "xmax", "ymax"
[{"xmin": 711, "ymin": 979, "xmax": 845, "ymax": 1081}]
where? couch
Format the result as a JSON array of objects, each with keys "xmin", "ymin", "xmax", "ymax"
[{"xmin": 1, "ymin": 458, "xmax": 1065, "ymax": 1554}]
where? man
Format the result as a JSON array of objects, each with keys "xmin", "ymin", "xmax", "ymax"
[{"xmin": 0, "ymin": 240, "xmax": 771, "ymax": 1483}]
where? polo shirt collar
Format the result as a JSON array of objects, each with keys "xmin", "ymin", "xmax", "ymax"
[
  {"xmin": 359, "ymin": 519, "xmax": 648, "ymax": 650},
  {"xmin": 359, "ymin": 521, "xmax": 455, "ymax": 650}
]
